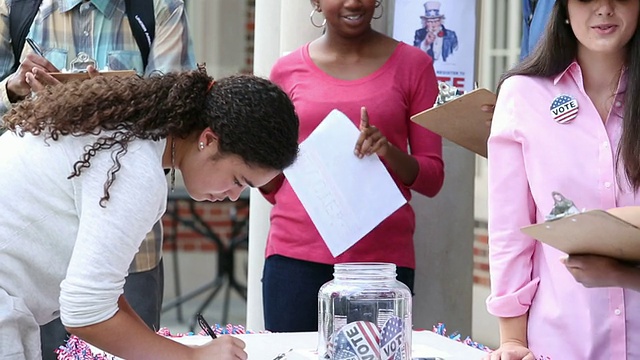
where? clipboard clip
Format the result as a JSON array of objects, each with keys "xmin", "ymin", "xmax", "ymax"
[
  {"xmin": 545, "ymin": 191, "xmax": 582, "ymax": 222},
  {"xmin": 435, "ymin": 81, "xmax": 464, "ymax": 106},
  {"xmin": 69, "ymin": 52, "xmax": 97, "ymax": 73}
]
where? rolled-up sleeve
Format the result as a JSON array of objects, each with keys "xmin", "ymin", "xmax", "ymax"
[{"xmin": 485, "ymin": 78, "xmax": 540, "ymax": 317}]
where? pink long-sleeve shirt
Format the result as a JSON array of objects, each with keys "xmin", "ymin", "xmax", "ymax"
[
  {"xmin": 265, "ymin": 42, "xmax": 444, "ymax": 269},
  {"xmin": 487, "ymin": 61, "xmax": 640, "ymax": 359}
]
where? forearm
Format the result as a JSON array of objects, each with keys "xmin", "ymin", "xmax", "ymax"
[
  {"xmin": 381, "ymin": 144, "xmax": 419, "ymax": 186},
  {"xmin": 607, "ymin": 206, "xmax": 640, "ymax": 228},
  {"xmin": 66, "ymin": 296, "xmax": 195, "ymax": 360},
  {"xmin": 498, "ymin": 313, "xmax": 529, "ymax": 346}
]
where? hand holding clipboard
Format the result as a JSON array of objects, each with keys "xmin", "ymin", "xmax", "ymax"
[
  {"xmin": 521, "ymin": 208, "xmax": 640, "ymax": 262},
  {"xmin": 410, "ymin": 84, "xmax": 496, "ymax": 158}
]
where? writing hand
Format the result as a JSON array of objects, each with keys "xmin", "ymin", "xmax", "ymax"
[{"xmin": 7, "ymin": 53, "xmax": 59, "ymax": 102}]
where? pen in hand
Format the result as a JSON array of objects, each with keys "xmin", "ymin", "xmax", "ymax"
[
  {"xmin": 196, "ymin": 313, "xmax": 217, "ymax": 340},
  {"xmin": 26, "ymin": 38, "xmax": 45, "ymax": 57}
]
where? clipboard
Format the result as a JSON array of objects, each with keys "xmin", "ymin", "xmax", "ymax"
[
  {"xmin": 50, "ymin": 70, "xmax": 136, "ymax": 82},
  {"xmin": 410, "ymin": 88, "xmax": 496, "ymax": 158},
  {"xmin": 521, "ymin": 210, "xmax": 640, "ymax": 261}
]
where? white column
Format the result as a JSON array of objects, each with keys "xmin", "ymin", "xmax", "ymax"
[
  {"xmin": 246, "ymin": 0, "xmax": 282, "ymax": 331},
  {"xmin": 187, "ymin": 0, "xmax": 247, "ymax": 78},
  {"xmin": 247, "ymin": 0, "xmax": 325, "ymax": 331}
]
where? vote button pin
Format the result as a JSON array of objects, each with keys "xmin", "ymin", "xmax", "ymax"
[{"xmin": 550, "ymin": 94, "xmax": 579, "ymax": 124}]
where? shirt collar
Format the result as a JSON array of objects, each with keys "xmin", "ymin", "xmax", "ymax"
[
  {"xmin": 553, "ymin": 61, "xmax": 580, "ymax": 86},
  {"xmin": 553, "ymin": 60, "xmax": 628, "ymax": 94},
  {"xmin": 57, "ymin": 0, "xmax": 120, "ymax": 19}
]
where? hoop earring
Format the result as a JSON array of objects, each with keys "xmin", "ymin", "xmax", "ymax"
[
  {"xmin": 310, "ymin": 8, "xmax": 326, "ymax": 28},
  {"xmin": 373, "ymin": 0, "xmax": 384, "ymax": 20}
]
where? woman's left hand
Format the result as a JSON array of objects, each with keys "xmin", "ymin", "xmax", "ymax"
[
  {"xmin": 354, "ymin": 106, "xmax": 390, "ymax": 158},
  {"xmin": 562, "ymin": 255, "xmax": 627, "ymax": 288}
]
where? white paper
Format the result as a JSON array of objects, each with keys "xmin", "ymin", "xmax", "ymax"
[{"xmin": 284, "ymin": 109, "xmax": 407, "ymax": 257}]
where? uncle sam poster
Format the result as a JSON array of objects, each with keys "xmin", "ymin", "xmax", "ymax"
[{"xmin": 393, "ymin": 0, "xmax": 477, "ymax": 92}]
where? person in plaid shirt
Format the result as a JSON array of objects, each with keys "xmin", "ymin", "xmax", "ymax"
[{"xmin": 0, "ymin": 1, "xmax": 195, "ymax": 358}]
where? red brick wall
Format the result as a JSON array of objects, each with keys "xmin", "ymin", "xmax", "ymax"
[
  {"xmin": 242, "ymin": 0, "xmax": 255, "ymax": 74},
  {"xmin": 473, "ymin": 227, "xmax": 490, "ymax": 287},
  {"xmin": 162, "ymin": 201, "xmax": 492, "ymax": 289},
  {"xmin": 162, "ymin": 200, "xmax": 249, "ymax": 252}
]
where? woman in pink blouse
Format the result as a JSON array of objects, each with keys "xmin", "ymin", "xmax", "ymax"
[{"xmin": 487, "ymin": 0, "xmax": 640, "ymax": 359}]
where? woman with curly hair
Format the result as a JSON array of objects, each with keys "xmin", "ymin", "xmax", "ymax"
[{"xmin": 0, "ymin": 67, "xmax": 299, "ymax": 360}]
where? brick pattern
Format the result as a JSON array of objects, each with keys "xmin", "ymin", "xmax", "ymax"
[
  {"xmin": 162, "ymin": 200, "xmax": 249, "ymax": 252},
  {"xmin": 473, "ymin": 226, "xmax": 490, "ymax": 287},
  {"xmin": 242, "ymin": 0, "xmax": 255, "ymax": 74},
  {"xmin": 162, "ymin": 201, "xmax": 492, "ymax": 289}
]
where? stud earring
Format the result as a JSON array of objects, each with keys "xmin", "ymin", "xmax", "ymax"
[
  {"xmin": 199, "ymin": 141, "xmax": 204, "ymax": 150},
  {"xmin": 565, "ymin": 19, "xmax": 570, "ymax": 24}
]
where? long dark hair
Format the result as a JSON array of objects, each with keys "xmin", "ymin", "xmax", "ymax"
[
  {"xmin": 498, "ymin": 1, "xmax": 640, "ymax": 190},
  {"xmin": 2, "ymin": 66, "xmax": 299, "ymax": 204}
]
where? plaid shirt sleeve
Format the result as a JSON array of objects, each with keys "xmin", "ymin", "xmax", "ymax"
[
  {"xmin": 145, "ymin": 0, "xmax": 195, "ymax": 76},
  {"xmin": 130, "ymin": 0, "xmax": 195, "ymax": 273},
  {"xmin": 0, "ymin": 0, "xmax": 17, "ymax": 116}
]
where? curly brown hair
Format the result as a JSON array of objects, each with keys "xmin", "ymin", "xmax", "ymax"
[{"xmin": 2, "ymin": 66, "xmax": 299, "ymax": 205}]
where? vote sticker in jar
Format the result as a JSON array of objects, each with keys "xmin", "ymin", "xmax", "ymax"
[{"xmin": 329, "ymin": 316, "xmax": 407, "ymax": 359}]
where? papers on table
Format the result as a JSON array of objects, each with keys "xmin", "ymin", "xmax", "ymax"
[{"xmin": 283, "ymin": 109, "xmax": 407, "ymax": 257}]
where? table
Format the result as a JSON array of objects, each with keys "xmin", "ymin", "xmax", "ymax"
[{"xmin": 93, "ymin": 331, "xmax": 487, "ymax": 359}]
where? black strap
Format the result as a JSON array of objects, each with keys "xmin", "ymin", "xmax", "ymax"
[
  {"xmin": 8, "ymin": 0, "xmax": 42, "ymax": 74},
  {"xmin": 124, "ymin": 0, "xmax": 155, "ymax": 71},
  {"xmin": 8, "ymin": 0, "xmax": 155, "ymax": 74}
]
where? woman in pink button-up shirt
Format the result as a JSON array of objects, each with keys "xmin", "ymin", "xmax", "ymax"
[{"xmin": 486, "ymin": 1, "xmax": 640, "ymax": 359}]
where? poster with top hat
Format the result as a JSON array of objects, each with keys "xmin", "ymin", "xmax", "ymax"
[{"xmin": 392, "ymin": 0, "xmax": 477, "ymax": 93}]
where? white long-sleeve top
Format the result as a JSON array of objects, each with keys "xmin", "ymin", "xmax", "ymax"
[{"xmin": 0, "ymin": 130, "xmax": 167, "ymax": 327}]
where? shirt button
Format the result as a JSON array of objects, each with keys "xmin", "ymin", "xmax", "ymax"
[
  {"xmin": 605, "ymin": 182, "xmax": 612, "ymax": 188},
  {"xmin": 83, "ymin": 30, "xmax": 89, "ymax": 37},
  {"xmin": 615, "ymin": 309, "xmax": 622, "ymax": 315},
  {"xmin": 603, "ymin": 142, "xmax": 609, "ymax": 149}
]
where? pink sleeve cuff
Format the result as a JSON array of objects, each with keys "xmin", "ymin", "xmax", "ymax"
[{"xmin": 486, "ymin": 276, "xmax": 540, "ymax": 317}]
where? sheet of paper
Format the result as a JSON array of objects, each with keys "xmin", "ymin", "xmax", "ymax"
[{"xmin": 284, "ymin": 109, "xmax": 407, "ymax": 257}]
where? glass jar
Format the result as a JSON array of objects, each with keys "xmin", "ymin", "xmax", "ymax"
[{"xmin": 317, "ymin": 262, "xmax": 412, "ymax": 360}]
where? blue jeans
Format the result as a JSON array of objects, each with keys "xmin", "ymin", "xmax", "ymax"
[
  {"xmin": 262, "ymin": 255, "xmax": 414, "ymax": 332},
  {"xmin": 40, "ymin": 259, "xmax": 164, "ymax": 359}
]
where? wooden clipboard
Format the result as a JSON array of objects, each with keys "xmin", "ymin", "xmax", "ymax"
[
  {"xmin": 50, "ymin": 70, "xmax": 136, "ymax": 82},
  {"xmin": 521, "ymin": 210, "xmax": 640, "ymax": 261},
  {"xmin": 410, "ymin": 88, "xmax": 496, "ymax": 158}
]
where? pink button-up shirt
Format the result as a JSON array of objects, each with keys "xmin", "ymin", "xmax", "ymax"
[{"xmin": 487, "ymin": 62, "xmax": 640, "ymax": 359}]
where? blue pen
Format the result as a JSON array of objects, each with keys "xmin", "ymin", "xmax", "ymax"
[{"xmin": 26, "ymin": 38, "xmax": 45, "ymax": 57}]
